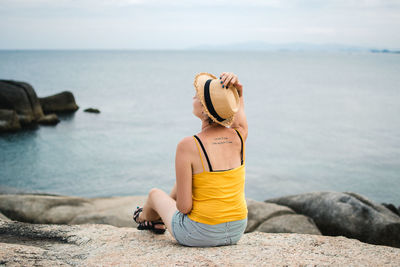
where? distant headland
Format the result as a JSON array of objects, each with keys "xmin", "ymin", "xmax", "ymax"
[{"xmin": 187, "ymin": 41, "xmax": 400, "ymax": 53}]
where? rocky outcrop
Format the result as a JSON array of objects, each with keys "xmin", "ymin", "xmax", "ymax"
[
  {"xmin": 0, "ymin": 195, "xmax": 320, "ymax": 235},
  {"xmin": 1, "ymin": 219, "xmax": 399, "ymax": 266},
  {"xmin": 0, "ymin": 80, "xmax": 44, "ymax": 125},
  {"xmin": 0, "ymin": 194, "xmax": 146, "ymax": 227},
  {"xmin": 245, "ymin": 199, "xmax": 321, "ymax": 235},
  {"xmin": 0, "ymin": 80, "xmax": 76, "ymax": 132},
  {"xmin": 266, "ymin": 191, "xmax": 400, "ymax": 248},
  {"xmin": 0, "ymin": 109, "xmax": 21, "ymax": 132},
  {"xmin": 39, "ymin": 91, "xmax": 79, "ymax": 114},
  {"xmin": 37, "ymin": 113, "xmax": 60, "ymax": 125},
  {"xmin": 2, "ymin": 193, "xmax": 399, "ymax": 249}
]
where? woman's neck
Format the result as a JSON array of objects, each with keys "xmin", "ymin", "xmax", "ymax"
[{"xmin": 201, "ymin": 120, "xmax": 223, "ymax": 132}]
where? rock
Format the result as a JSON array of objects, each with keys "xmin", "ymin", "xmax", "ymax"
[
  {"xmin": 382, "ymin": 203, "xmax": 400, "ymax": 217},
  {"xmin": 1, "ymin": 219, "xmax": 399, "ymax": 266},
  {"xmin": 246, "ymin": 199, "xmax": 320, "ymax": 235},
  {"xmin": 37, "ymin": 113, "xmax": 60, "ymax": 125},
  {"xmin": 245, "ymin": 198, "xmax": 294, "ymax": 232},
  {"xmin": 70, "ymin": 196, "xmax": 146, "ymax": 227},
  {"xmin": 84, "ymin": 108, "xmax": 100, "ymax": 113},
  {"xmin": 0, "ymin": 109, "xmax": 21, "ymax": 132},
  {"xmin": 0, "ymin": 212, "xmax": 10, "ymax": 221},
  {"xmin": 255, "ymin": 214, "xmax": 321, "ymax": 235},
  {"xmin": 0, "ymin": 194, "xmax": 92, "ymax": 224},
  {"xmin": 0, "ymin": 194, "xmax": 146, "ymax": 227},
  {"xmin": 266, "ymin": 192, "xmax": 400, "ymax": 248},
  {"xmin": 39, "ymin": 91, "xmax": 79, "ymax": 114},
  {"xmin": 1, "ymin": 195, "xmax": 321, "ymax": 235},
  {"xmin": 0, "ymin": 80, "xmax": 44, "ymax": 125}
]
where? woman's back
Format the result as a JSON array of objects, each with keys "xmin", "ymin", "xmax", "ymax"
[
  {"xmin": 191, "ymin": 127, "xmax": 244, "ymax": 174},
  {"xmin": 188, "ymin": 127, "xmax": 247, "ymax": 225}
]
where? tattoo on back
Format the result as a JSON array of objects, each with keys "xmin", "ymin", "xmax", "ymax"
[{"xmin": 212, "ymin": 137, "xmax": 232, "ymax": 145}]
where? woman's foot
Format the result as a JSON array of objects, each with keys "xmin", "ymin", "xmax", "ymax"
[{"xmin": 133, "ymin": 207, "xmax": 166, "ymax": 234}]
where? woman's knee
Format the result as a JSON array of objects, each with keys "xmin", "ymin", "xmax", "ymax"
[{"xmin": 149, "ymin": 187, "xmax": 163, "ymax": 198}]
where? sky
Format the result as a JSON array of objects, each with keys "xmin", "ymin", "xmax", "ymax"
[{"xmin": 0, "ymin": 0, "xmax": 399, "ymax": 50}]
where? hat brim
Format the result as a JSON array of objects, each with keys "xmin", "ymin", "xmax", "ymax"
[{"xmin": 193, "ymin": 72, "xmax": 236, "ymax": 127}]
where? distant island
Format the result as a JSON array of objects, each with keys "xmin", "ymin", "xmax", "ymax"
[
  {"xmin": 187, "ymin": 41, "xmax": 400, "ymax": 54},
  {"xmin": 370, "ymin": 49, "xmax": 400, "ymax": 54}
]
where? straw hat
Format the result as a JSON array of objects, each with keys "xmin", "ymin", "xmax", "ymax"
[{"xmin": 193, "ymin": 72, "xmax": 240, "ymax": 127}]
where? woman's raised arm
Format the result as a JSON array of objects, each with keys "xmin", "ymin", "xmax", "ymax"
[{"xmin": 220, "ymin": 72, "xmax": 248, "ymax": 141}]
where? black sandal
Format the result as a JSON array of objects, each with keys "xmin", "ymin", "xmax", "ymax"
[{"xmin": 133, "ymin": 206, "xmax": 166, "ymax": 235}]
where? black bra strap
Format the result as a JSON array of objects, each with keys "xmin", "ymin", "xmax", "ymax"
[
  {"xmin": 234, "ymin": 129, "xmax": 244, "ymax": 165},
  {"xmin": 193, "ymin": 135, "xmax": 213, "ymax": 172}
]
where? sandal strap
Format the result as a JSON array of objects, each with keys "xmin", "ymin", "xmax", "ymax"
[{"xmin": 133, "ymin": 206, "xmax": 143, "ymax": 224}]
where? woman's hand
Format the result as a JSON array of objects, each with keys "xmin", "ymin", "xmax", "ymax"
[{"xmin": 220, "ymin": 72, "xmax": 243, "ymax": 97}]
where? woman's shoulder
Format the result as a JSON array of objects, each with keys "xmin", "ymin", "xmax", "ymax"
[
  {"xmin": 231, "ymin": 126, "xmax": 248, "ymax": 142},
  {"xmin": 176, "ymin": 136, "xmax": 197, "ymax": 153}
]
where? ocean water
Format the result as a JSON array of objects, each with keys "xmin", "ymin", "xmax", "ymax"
[{"xmin": 0, "ymin": 50, "xmax": 399, "ymax": 204}]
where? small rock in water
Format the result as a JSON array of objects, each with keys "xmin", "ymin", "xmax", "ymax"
[{"xmin": 84, "ymin": 108, "xmax": 100, "ymax": 114}]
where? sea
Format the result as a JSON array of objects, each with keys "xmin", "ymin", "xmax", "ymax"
[{"xmin": 0, "ymin": 50, "xmax": 399, "ymax": 204}]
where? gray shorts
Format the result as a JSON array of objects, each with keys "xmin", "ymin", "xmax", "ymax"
[{"xmin": 171, "ymin": 210, "xmax": 247, "ymax": 247}]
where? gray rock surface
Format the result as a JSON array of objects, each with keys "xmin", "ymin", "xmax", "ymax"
[
  {"xmin": 39, "ymin": 91, "xmax": 79, "ymax": 114},
  {"xmin": 256, "ymin": 214, "xmax": 321, "ymax": 235},
  {"xmin": 0, "ymin": 194, "xmax": 146, "ymax": 227},
  {"xmin": 1, "ymin": 219, "xmax": 399, "ymax": 266},
  {"xmin": 0, "ymin": 195, "xmax": 320, "ymax": 236},
  {"xmin": 37, "ymin": 113, "xmax": 60, "ymax": 125},
  {"xmin": 246, "ymin": 199, "xmax": 321, "ymax": 235},
  {"xmin": 0, "ymin": 212, "xmax": 10, "ymax": 221},
  {"xmin": 0, "ymin": 80, "xmax": 44, "ymax": 125},
  {"xmin": 382, "ymin": 202, "xmax": 400, "ymax": 216},
  {"xmin": 266, "ymin": 191, "xmax": 400, "ymax": 248},
  {"xmin": 0, "ymin": 109, "xmax": 21, "ymax": 132}
]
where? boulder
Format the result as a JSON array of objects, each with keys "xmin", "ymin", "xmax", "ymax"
[
  {"xmin": 39, "ymin": 91, "xmax": 79, "ymax": 114},
  {"xmin": 382, "ymin": 203, "xmax": 400, "ymax": 217},
  {"xmin": 245, "ymin": 198, "xmax": 294, "ymax": 232},
  {"xmin": 1, "ymin": 219, "xmax": 399, "ymax": 266},
  {"xmin": 0, "ymin": 212, "xmax": 10, "ymax": 221},
  {"xmin": 0, "ymin": 80, "xmax": 44, "ymax": 125},
  {"xmin": 0, "ymin": 109, "xmax": 21, "ymax": 132},
  {"xmin": 37, "ymin": 113, "xmax": 60, "ymax": 125},
  {"xmin": 266, "ymin": 192, "xmax": 400, "ymax": 248},
  {"xmin": 0, "ymin": 194, "xmax": 146, "ymax": 227},
  {"xmin": 255, "ymin": 214, "xmax": 321, "ymax": 235},
  {"xmin": 84, "ymin": 108, "xmax": 100, "ymax": 113},
  {"xmin": 246, "ymin": 199, "xmax": 320, "ymax": 235},
  {"xmin": 0, "ymin": 194, "xmax": 92, "ymax": 224}
]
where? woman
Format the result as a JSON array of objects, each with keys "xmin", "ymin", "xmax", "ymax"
[{"xmin": 133, "ymin": 72, "xmax": 248, "ymax": 247}]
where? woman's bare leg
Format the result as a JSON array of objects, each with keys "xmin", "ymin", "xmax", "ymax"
[
  {"xmin": 139, "ymin": 187, "xmax": 178, "ymax": 235},
  {"xmin": 139, "ymin": 183, "xmax": 177, "ymax": 221}
]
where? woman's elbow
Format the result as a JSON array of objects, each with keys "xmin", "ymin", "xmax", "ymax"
[{"xmin": 177, "ymin": 203, "xmax": 192, "ymax": 214}]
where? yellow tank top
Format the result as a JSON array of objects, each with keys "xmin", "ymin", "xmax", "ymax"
[{"xmin": 187, "ymin": 130, "xmax": 248, "ymax": 225}]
